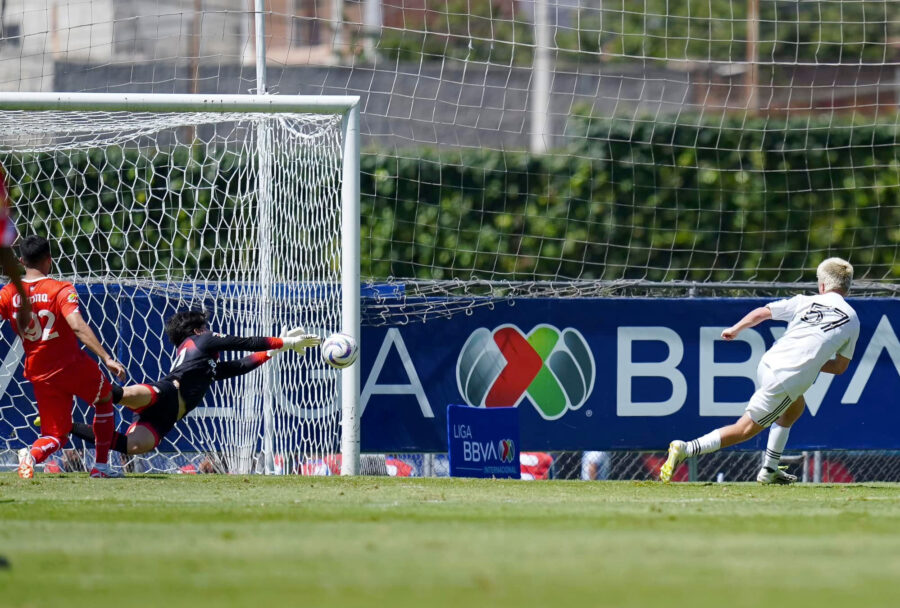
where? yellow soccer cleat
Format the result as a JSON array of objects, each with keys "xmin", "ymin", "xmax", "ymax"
[{"xmin": 659, "ymin": 440, "xmax": 687, "ymax": 483}]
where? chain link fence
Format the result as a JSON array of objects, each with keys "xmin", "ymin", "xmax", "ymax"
[
  {"xmin": 5, "ymin": 448, "xmax": 900, "ymax": 483},
  {"xmin": 389, "ymin": 451, "xmax": 900, "ymax": 483}
]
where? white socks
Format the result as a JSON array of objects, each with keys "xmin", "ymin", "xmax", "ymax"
[
  {"xmin": 683, "ymin": 425, "xmax": 790, "ymax": 465},
  {"xmin": 763, "ymin": 423, "xmax": 791, "ymax": 470},
  {"xmin": 686, "ymin": 430, "xmax": 721, "ymax": 457}
]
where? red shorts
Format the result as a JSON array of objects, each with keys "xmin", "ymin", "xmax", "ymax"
[{"xmin": 31, "ymin": 353, "xmax": 112, "ymax": 439}]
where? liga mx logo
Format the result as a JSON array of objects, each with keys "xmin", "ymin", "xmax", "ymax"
[
  {"xmin": 500, "ymin": 439, "xmax": 515, "ymax": 463},
  {"xmin": 456, "ymin": 324, "xmax": 595, "ymax": 420}
]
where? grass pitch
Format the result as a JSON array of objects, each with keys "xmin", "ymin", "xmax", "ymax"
[{"xmin": 2, "ymin": 475, "xmax": 900, "ymax": 608}]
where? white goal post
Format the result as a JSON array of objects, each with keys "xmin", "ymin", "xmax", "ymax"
[{"xmin": 0, "ymin": 92, "xmax": 361, "ymax": 476}]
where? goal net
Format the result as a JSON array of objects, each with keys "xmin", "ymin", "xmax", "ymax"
[
  {"xmin": 0, "ymin": 2, "xmax": 897, "ymax": 480},
  {"xmin": 0, "ymin": 2, "xmax": 893, "ymax": 315},
  {"xmin": 0, "ymin": 94, "xmax": 360, "ymax": 475}
]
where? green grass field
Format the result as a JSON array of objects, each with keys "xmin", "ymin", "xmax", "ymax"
[{"xmin": 2, "ymin": 475, "xmax": 900, "ymax": 608}]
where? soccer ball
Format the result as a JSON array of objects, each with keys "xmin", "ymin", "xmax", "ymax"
[{"xmin": 321, "ymin": 333, "xmax": 359, "ymax": 369}]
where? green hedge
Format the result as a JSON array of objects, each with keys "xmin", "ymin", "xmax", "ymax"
[
  {"xmin": 362, "ymin": 114, "xmax": 900, "ymax": 283},
  {"xmin": 6, "ymin": 113, "xmax": 900, "ymax": 285},
  {"xmin": 7, "ymin": 145, "xmax": 249, "ymax": 279},
  {"xmin": 378, "ymin": 1, "xmax": 892, "ymax": 65}
]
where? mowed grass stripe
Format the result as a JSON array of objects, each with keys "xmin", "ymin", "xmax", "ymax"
[{"xmin": 1, "ymin": 475, "xmax": 900, "ymax": 608}]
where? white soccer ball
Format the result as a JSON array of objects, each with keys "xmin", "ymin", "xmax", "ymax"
[{"xmin": 321, "ymin": 333, "xmax": 359, "ymax": 369}]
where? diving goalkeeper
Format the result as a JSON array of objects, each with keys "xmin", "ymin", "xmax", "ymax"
[{"xmin": 71, "ymin": 309, "xmax": 320, "ymax": 455}]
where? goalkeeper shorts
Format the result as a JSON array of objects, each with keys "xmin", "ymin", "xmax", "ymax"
[{"xmin": 128, "ymin": 379, "xmax": 181, "ymax": 447}]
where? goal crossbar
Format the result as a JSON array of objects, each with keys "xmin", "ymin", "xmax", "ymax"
[{"xmin": 0, "ymin": 92, "xmax": 360, "ymax": 115}]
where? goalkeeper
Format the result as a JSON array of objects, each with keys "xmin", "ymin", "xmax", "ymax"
[{"xmin": 70, "ymin": 309, "xmax": 320, "ymax": 455}]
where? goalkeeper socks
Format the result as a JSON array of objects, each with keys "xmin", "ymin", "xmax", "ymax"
[
  {"xmin": 112, "ymin": 431, "xmax": 128, "ymax": 454},
  {"xmin": 92, "ymin": 402, "xmax": 115, "ymax": 465},
  {"xmin": 71, "ymin": 422, "xmax": 94, "ymax": 444},
  {"xmin": 686, "ymin": 430, "xmax": 721, "ymax": 457},
  {"xmin": 763, "ymin": 423, "xmax": 791, "ymax": 470},
  {"xmin": 111, "ymin": 384, "xmax": 124, "ymax": 403},
  {"xmin": 29, "ymin": 436, "xmax": 64, "ymax": 464},
  {"xmin": 72, "ymin": 423, "xmax": 129, "ymax": 454}
]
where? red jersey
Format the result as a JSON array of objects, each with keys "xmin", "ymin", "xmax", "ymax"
[
  {"xmin": 0, "ymin": 166, "xmax": 15, "ymax": 247},
  {"xmin": 0, "ymin": 276, "xmax": 83, "ymax": 381}
]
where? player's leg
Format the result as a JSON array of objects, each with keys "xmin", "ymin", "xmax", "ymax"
[
  {"xmin": 66, "ymin": 354, "xmax": 120, "ymax": 477},
  {"xmin": 115, "ymin": 383, "xmax": 161, "ymax": 411},
  {"xmin": 717, "ymin": 413, "xmax": 767, "ymax": 447},
  {"xmin": 776, "ymin": 395, "xmax": 805, "ymax": 428},
  {"xmin": 119, "ymin": 382, "xmax": 180, "ymax": 453},
  {"xmin": 73, "ymin": 381, "xmax": 178, "ymax": 456},
  {"xmin": 660, "ymin": 379, "xmax": 788, "ymax": 482},
  {"xmin": 70, "ymin": 422, "xmax": 129, "ymax": 454},
  {"xmin": 757, "ymin": 396, "xmax": 805, "ymax": 485},
  {"xmin": 123, "ymin": 422, "xmax": 161, "ymax": 454},
  {"xmin": 20, "ymin": 381, "xmax": 72, "ymax": 478},
  {"xmin": 659, "ymin": 415, "xmax": 764, "ymax": 482},
  {"xmin": 71, "ymin": 420, "xmax": 161, "ymax": 455}
]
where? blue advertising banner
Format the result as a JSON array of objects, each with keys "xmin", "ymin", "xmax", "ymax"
[
  {"xmin": 4, "ymin": 291, "xmax": 900, "ymax": 454},
  {"xmin": 447, "ymin": 404, "xmax": 520, "ymax": 478},
  {"xmin": 359, "ymin": 298, "xmax": 900, "ymax": 452},
  {"xmin": 0, "ymin": 284, "xmax": 252, "ymax": 452}
]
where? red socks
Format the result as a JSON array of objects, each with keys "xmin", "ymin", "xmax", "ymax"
[
  {"xmin": 92, "ymin": 400, "xmax": 115, "ymax": 465},
  {"xmin": 30, "ymin": 436, "xmax": 64, "ymax": 464}
]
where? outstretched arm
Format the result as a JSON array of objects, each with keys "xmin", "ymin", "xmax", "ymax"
[
  {"xmin": 203, "ymin": 333, "xmax": 284, "ymax": 353},
  {"xmin": 721, "ymin": 306, "xmax": 773, "ymax": 341},
  {"xmin": 214, "ymin": 352, "xmax": 272, "ymax": 381},
  {"xmin": 212, "ymin": 326, "xmax": 324, "ymax": 381},
  {"xmin": 1, "ymin": 246, "xmax": 30, "ymax": 330},
  {"xmin": 64, "ymin": 311, "xmax": 126, "ymax": 380},
  {"xmin": 204, "ymin": 329, "xmax": 320, "ymax": 353}
]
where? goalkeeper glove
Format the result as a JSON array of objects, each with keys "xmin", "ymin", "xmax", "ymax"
[{"xmin": 277, "ymin": 327, "xmax": 321, "ymax": 352}]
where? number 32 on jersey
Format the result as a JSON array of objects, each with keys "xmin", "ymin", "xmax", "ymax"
[{"xmin": 13, "ymin": 309, "xmax": 59, "ymax": 342}]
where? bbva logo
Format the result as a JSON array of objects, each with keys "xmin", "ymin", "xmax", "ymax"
[{"xmin": 456, "ymin": 324, "xmax": 595, "ymax": 420}]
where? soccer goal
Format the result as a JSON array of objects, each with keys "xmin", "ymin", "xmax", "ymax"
[{"xmin": 0, "ymin": 92, "xmax": 361, "ymax": 475}]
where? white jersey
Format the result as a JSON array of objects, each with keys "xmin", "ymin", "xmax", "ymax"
[{"xmin": 761, "ymin": 291, "xmax": 859, "ymax": 400}]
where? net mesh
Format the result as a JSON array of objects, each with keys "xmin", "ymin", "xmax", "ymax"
[
  {"xmin": 0, "ymin": 2, "xmax": 897, "ymax": 477},
  {"xmin": 0, "ymin": 2, "xmax": 896, "ymax": 315},
  {"xmin": 0, "ymin": 108, "xmax": 346, "ymax": 473}
]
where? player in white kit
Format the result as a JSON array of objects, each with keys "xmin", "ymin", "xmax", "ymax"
[{"xmin": 659, "ymin": 258, "xmax": 860, "ymax": 484}]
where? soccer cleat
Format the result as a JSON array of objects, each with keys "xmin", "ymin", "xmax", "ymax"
[
  {"xmin": 17, "ymin": 448, "xmax": 35, "ymax": 479},
  {"xmin": 757, "ymin": 466, "xmax": 797, "ymax": 485},
  {"xmin": 659, "ymin": 440, "xmax": 687, "ymax": 483},
  {"xmin": 89, "ymin": 464, "xmax": 124, "ymax": 479}
]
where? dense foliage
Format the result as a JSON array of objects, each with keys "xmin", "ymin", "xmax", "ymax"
[
  {"xmin": 379, "ymin": 0, "xmax": 534, "ymax": 65},
  {"xmin": 6, "ymin": 113, "xmax": 899, "ymax": 285},
  {"xmin": 362, "ymin": 113, "xmax": 900, "ymax": 283},
  {"xmin": 378, "ymin": 1, "xmax": 895, "ymax": 65},
  {"xmin": 7, "ymin": 145, "xmax": 249, "ymax": 279}
]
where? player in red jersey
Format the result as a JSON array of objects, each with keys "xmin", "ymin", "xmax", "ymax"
[
  {"xmin": 0, "ymin": 164, "xmax": 30, "ymax": 331},
  {"xmin": 0, "ymin": 235, "xmax": 127, "ymax": 478}
]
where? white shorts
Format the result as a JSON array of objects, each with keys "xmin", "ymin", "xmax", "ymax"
[{"xmin": 745, "ymin": 362, "xmax": 795, "ymax": 428}]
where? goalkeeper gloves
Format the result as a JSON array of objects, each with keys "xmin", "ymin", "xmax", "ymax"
[{"xmin": 276, "ymin": 327, "xmax": 321, "ymax": 352}]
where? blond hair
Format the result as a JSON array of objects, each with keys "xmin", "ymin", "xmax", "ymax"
[{"xmin": 817, "ymin": 257, "xmax": 853, "ymax": 294}]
